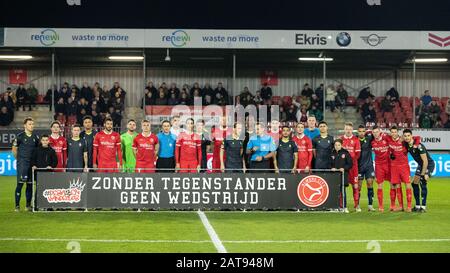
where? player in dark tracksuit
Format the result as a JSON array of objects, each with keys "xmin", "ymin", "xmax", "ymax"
[
  {"xmin": 12, "ymin": 118, "xmax": 39, "ymax": 211},
  {"xmin": 274, "ymin": 126, "xmax": 298, "ymax": 173},
  {"xmin": 402, "ymin": 129, "xmax": 435, "ymax": 213},
  {"xmin": 331, "ymin": 139, "xmax": 353, "ymax": 213},
  {"xmin": 312, "ymin": 121, "xmax": 334, "ymax": 169},
  {"xmin": 357, "ymin": 125, "xmax": 376, "ymax": 212},
  {"xmin": 80, "ymin": 116, "xmax": 97, "ymax": 170}
]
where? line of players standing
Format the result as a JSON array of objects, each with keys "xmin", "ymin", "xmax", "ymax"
[{"xmin": 12, "ymin": 114, "xmax": 434, "ymax": 213}]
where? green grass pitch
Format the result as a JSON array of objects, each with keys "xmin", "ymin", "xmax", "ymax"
[{"xmin": 0, "ymin": 176, "xmax": 449, "ymax": 253}]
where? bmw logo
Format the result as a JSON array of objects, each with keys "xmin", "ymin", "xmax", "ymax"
[{"xmin": 336, "ymin": 32, "xmax": 351, "ymax": 47}]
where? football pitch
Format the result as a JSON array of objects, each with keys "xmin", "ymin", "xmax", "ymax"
[{"xmin": 0, "ymin": 176, "xmax": 449, "ymax": 253}]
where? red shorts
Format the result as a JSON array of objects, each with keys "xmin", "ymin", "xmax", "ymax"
[
  {"xmin": 297, "ymin": 161, "xmax": 310, "ymax": 171},
  {"xmin": 179, "ymin": 160, "xmax": 199, "ymax": 173},
  {"xmin": 135, "ymin": 163, "xmax": 155, "ymax": 173},
  {"xmin": 375, "ymin": 163, "xmax": 390, "ymax": 184},
  {"xmin": 348, "ymin": 164, "xmax": 359, "ymax": 185},
  {"xmin": 390, "ymin": 165, "xmax": 410, "ymax": 184}
]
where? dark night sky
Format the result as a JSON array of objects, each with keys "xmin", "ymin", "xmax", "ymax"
[{"xmin": 1, "ymin": 0, "xmax": 450, "ymax": 30}]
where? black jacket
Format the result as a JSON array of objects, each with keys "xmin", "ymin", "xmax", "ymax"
[
  {"xmin": 31, "ymin": 146, "xmax": 58, "ymax": 169},
  {"xmin": 331, "ymin": 148, "xmax": 353, "ymax": 186}
]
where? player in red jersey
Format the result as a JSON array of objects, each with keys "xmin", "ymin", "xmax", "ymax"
[
  {"xmin": 292, "ymin": 123, "xmax": 312, "ymax": 173},
  {"xmin": 175, "ymin": 118, "xmax": 202, "ymax": 173},
  {"xmin": 48, "ymin": 121, "xmax": 67, "ymax": 172},
  {"xmin": 340, "ymin": 122, "xmax": 362, "ymax": 211},
  {"xmin": 386, "ymin": 126, "xmax": 413, "ymax": 212},
  {"xmin": 370, "ymin": 126, "xmax": 391, "ymax": 212},
  {"xmin": 133, "ymin": 119, "xmax": 159, "ymax": 173},
  {"xmin": 93, "ymin": 117, "xmax": 122, "ymax": 173},
  {"xmin": 211, "ymin": 117, "xmax": 231, "ymax": 173}
]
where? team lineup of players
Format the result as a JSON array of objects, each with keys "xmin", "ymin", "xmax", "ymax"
[{"xmin": 13, "ymin": 114, "xmax": 434, "ymax": 213}]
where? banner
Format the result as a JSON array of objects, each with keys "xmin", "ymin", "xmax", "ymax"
[
  {"xmin": 0, "ymin": 129, "xmax": 49, "ymax": 149},
  {"xmin": 4, "ymin": 28, "xmax": 450, "ymax": 50},
  {"xmin": 0, "ymin": 151, "xmax": 16, "ymax": 176},
  {"xmin": 9, "ymin": 68, "xmax": 27, "ymax": 84},
  {"xmin": 35, "ymin": 172, "xmax": 342, "ymax": 210},
  {"xmin": 261, "ymin": 70, "xmax": 278, "ymax": 86},
  {"xmin": 415, "ymin": 130, "xmax": 450, "ymax": 150}
]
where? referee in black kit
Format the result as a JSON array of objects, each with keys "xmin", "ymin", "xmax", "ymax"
[{"xmin": 220, "ymin": 122, "xmax": 245, "ymax": 173}]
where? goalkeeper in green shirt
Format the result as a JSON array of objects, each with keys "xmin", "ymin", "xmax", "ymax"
[{"xmin": 121, "ymin": 119, "xmax": 138, "ymax": 172}]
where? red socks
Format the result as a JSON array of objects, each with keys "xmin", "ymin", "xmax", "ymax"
[
  {"xmin": 353, "ymin": 186, "xmax": 360, "ymax": 208},
  {"xmin": 406, "ymin": 188, "xmax": 412, "ymax": 209},
  {"xmin": 396, "ymin": 187, "xmax": 404, "ymax": 209},
  {"xmin": 377, "ymin": 188, "xmax": 383, "ymax": 209},
  {"xmin": 390, "ymin": 189, "xmax": 396, "ymax": 208}
]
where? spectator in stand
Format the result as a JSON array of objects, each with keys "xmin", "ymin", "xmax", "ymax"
[
  {"xmin": 286, "ymin": 105, "xmax": 297, "ymax": 122},
  {"xmin": 296, "ymin": 105, "xmax": 309, "ymax": 123},
  {"xmin": 168, "ymin": 83, "xmax": 180, "ymax": 98},
  {"xmin": 421, "ymin": 90, "xmax": 432, "ymax": 106},
  {"xmin": 107, "ymin": 106, "xmax": 122, "ymax": 128},
  {"xmin": 446, "ymin": 100, "xmax": 450, "ymax": 116},
  {"xmin": 299, "ymin": 95, "xmax": 311, "ymax": 110},
  {"xmin": 335, "ymin": 84, "xmax": 348, "ymax": 113},
  {"xmin": 386, "ymin": 87, "xmax": 399, "ymax": 102},
  {"xmin": 254, "ymin": 90, "xmax": 263, "ymax": 105},
  {"xmin": 26, "ymin": 83, "xmax": 38, "ymax": 110},
  {"xmin": 202, "ymin": 83, "xmax": 214, "ymax": 104},
  {"xmin": 0, "ymin": 106, "xmax": 13, "ymax": 126},
  {"xmin": 44, "ymin": 85, "xmax": 57, "ymax": 111},
  {"xmin": 240, "ymin": 87, "xmax": 253, "ymax": 107},
  {"xmin": 54, "ymin": 97, "xmax": 66, "ymax": 120},
  {"xmin": 112, "ymin": 92, "xmax": 124, "ymax": 113},
  {"xmin": 381, "ymin": 95, "xmax": 394, "ymax": 114},
  {"xmin": 141, "ymin": 88, "xmax": 155, "ymax": 108},
  {"xmin": 203, "ymin": 93, "xmax": 213, "ymax": 106},
  {"xmin": 101, "ymin": 84, "xmax": 111, "ymax": 103},
  {"xmin": 309, "ymin": 105, "xmax": 323, "ymax": 122},
  {"xmin": 15, "ymin": 83, "xmax": 28, "ymax": 111},
  {"xmin": 190, "ymin": 82, "xmax": 202, "ymax": 98},
  {"xmin": 57, "ymin": 86, "xmax": 70, "ymax": 103},
  {"xmin": 357, "ymin": 87, "xmax": 375, "ymax": 107},
  {"xmin": 429, "ymin": 100, "xmax": 441, "ymax": 125},
  {"xmin": 109, "ymin": 82, "xmax": 127, "ymax": 100},
  {"xmin": 179, "ymin": 92, "xmax": 190, "ymax": 105},
  {"xmin": 362, "ymin": 104, "xmax": 376, "ymax": 125},
  {"xmin": 5, "ymin": 87, "xmax": 17, "ymax": 104},
  {"xmin": 66, "ymin": 97, "xmax": 78, "ymax": 117},
  {"xmin": 154, "ymin": 88, "xmax": 168, "ymax": 105},
  {"xmin": 80, "ymin": 82, "xmax": 93, "ymax": 102},
  {"xmin": 326, "ymin": 84, "xmax": 337, "ymax": 112},
  {"xmin": 279, "ymin": 106, "xmax": 287, "ymax": 122},
  {"xmin": 89, "ymin": 102, "xmax": 102, "ymax": 126},
  {"xmin": 1, "ymin": 92, "xmax": 15, "ymax": 113},
  {"xmin": 71, "ymin": 84, "xmax": 80, "ymax": 97},
  {"xmin": 168, "ymin": 92, "xmax": 180, "ymax": 105},
  {"xmin": 160, "ymin": 82, "xmax": 168, "ymax": 96},
  {"xmin": 315, "ymin": 83, "xmax": 324, "ymax": 104},
  {"xmin": 77, "ymin": 98, "xmax": 90, "ymax": 124},
  {"xmin": 93, "ymin": 88, "xmax": 106, "ymax": 113},
  {"xmin": 301, "ymin": 83, "xmax": 314, "ymax": 98},
  {"xmin": 419, "ymin": 111, "xmax": 433, "ymax": 128},
  {"xmin": 310, "ymin": 93, "xmax": 322, "ymax": 110},
  {"xmin": 146, "ymin": 81, "xmax": 158, "ymax": 96},
  {"xmin": 415, "ymin": 100, "xmax": 429, "ymax": 120},
  {"xmin": 214, "ymin": 82, "xmax": 229, "ymax": 105},
  {"xmin": 260, "ymin": 82, "xmax": 272, "ymax": 104}
]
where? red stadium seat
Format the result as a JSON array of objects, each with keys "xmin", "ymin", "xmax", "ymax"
[
  {"xmin": 282, "ymin": 96, "xmax": 292, "ymax": 106},
  {"xmin": 440, "ymin": 112, "xmax": 449, "ymax": 124},
  {"xmin": 36, "ymin": 94, "xmax": 44, "ymax": 104},
  {"xmin": 272, "ymin": 96, "xmax": 280, "ymax": 105},
  {"xmin": 432, "ymin": 97, "xmax": 440, "ymax": 102},
  {"xmin": 67, "ymin": 115, "xmax": 77, "ymax": 126},
  {"xmin": 409, "ymin": 96, "xmax": 420, "ymax": 106},
  {"xmin": 56, "ymin": 115, "xmax": 66, "ymax": 126},
  {"xmin": 346, "ymin": 96, "xmax": 356, "ymax": 106}
]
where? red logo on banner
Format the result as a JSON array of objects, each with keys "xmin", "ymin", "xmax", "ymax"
[
  {"xmin": 428, "ymin": 33, "xmax": 450, "ymax": 47},
  {"xmin": 297, "ymin": 175, "xmax": 329, "ymax": 207},
  {"xmin": 9, "ymin": 69, "xmax": 27, "ymax": 84},
  {"xmin": 260, "ymin": 70, "xmax": 278, "ymax": 86}
]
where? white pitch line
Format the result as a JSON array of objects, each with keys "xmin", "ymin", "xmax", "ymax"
[
  {"xmin": 197, "ymin": 210, "xmax": 228, "ymax": 253},
  {"xmin": 0, "ymin": 237, "xmax": 449, "ymax": 244}
]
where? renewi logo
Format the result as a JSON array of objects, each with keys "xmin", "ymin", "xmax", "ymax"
[
  {"xmin": 31, "ymin": 29, "xmax": 60, "ymax": 46},
  {"xmin": 162, "ymin": 30, "xmax": 190, "ymax": 47}
]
